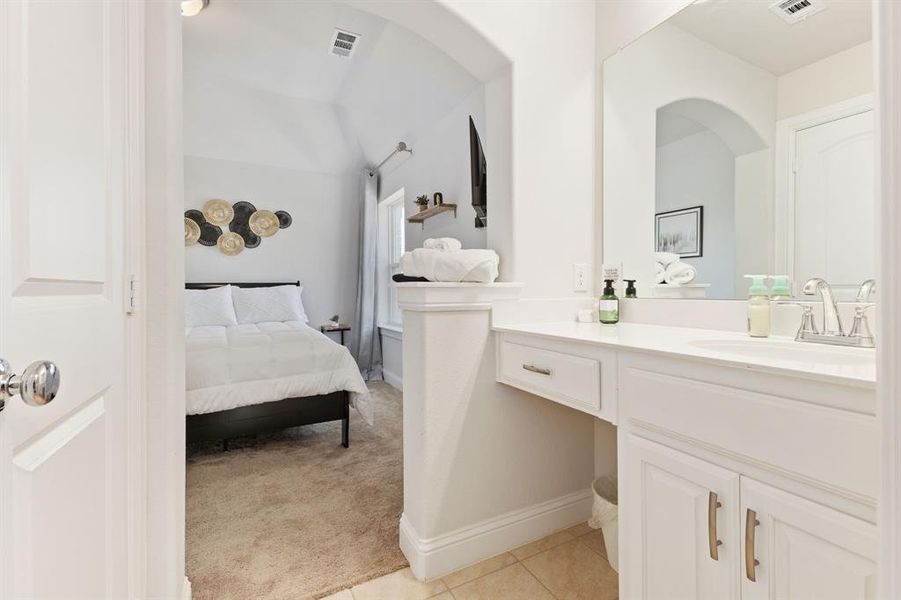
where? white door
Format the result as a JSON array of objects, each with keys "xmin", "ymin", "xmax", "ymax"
[
  {"xmin": 794, "ymin": 109, "xmax": 874, "ymax": 300},
  {"xmin": 0, "ymin": 1, "xmax": 132, "ymax": 597},
  {"xmin": 621, "ymin": 435, "xmax": 740, "ymax": 600},
  {"xmin": 740, "ymin": 478, "xmax": 877, "ymax": 600}
]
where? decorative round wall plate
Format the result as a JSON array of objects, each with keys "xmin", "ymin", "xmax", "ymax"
[
  {"xmin": 249, "ymin": 209, "xmax": 280, "ymax": 237},
  {"xmin": 198, "ymin": 223, "xmax": 222, "ymax": 246},
  {"xmin": 275, "ymin": 210, "xmax": 293, "ymax": 229},
  {"xmin": 184, "ymin": 218, "xmax": 201, "ymax": 246},
  {"xmin": 217, "ymin": 231, "xmax": 245, "ymax": 256},
  {"xmin": 203, "ymin": 199, "xmax": 235, "ymax": 226}
]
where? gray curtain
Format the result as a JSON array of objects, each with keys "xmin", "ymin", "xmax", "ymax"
[{"xmin": 350, "ymin": 169, "xmax": 382, "ymax": 380}]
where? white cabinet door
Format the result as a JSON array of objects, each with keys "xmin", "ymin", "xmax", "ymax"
[
  {"xmin": 741, "ymin": 478, "xmax": 877, "ymax": 600},
  {"xmin": 622, "ymin": 435, "xmax": 740, "ymax": 600},
  {"xmin": 0, "ymin": 1, "xmax": 132, "ymax": 597}
]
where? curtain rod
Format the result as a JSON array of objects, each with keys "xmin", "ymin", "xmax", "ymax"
[{"xmin": 375, "ymin": 141, "xmax": 413, "ymax": 171}]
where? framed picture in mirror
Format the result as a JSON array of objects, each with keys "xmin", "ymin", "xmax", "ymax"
[{"xmin": 655, "ymin": 206, "xmax": 703, "ymax": 258}]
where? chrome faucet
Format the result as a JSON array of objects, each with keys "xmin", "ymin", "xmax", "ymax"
[
  {"xmin": 787, "ymin": 278, "xmax": 875, "ymax": 348},
  {"xmin": 802, "ymin": 278, "xmax": 843, "ymax": 335}
]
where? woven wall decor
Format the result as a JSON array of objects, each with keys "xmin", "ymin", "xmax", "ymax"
[{"xmin": 185, "ymin": 200, "xmax": 292, "ymax": 254}]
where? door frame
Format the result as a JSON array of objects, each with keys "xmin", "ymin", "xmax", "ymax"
[
  {"xmin": 877, "ymin": 2, "xmax": 901, "ymax": 598},
  {"xmin": 143, "ymin": 1, "xmax": 189, "ymax": 598},
  {"xmin": 126, "ymin": 1, "xmax": 148, "ymax": 596},
  {"xmin": 773, "ymin": 93, "xmax": 873, "ymax": 293},
  {"xmin": 140, "ymin": 1, "xmax": 901, "ymax": 598}
]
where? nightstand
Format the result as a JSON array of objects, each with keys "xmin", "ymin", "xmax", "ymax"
[{"xmin": 320, "ymin": 324, "xmax": 351, "ymax": 345}]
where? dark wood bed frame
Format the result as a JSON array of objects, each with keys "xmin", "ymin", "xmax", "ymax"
[{"xmin": 185, "ymin": 281, "xmax": 351, "ymax": 449}]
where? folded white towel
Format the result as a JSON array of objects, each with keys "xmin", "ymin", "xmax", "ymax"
[
  {"xmin": 655, "ymin": 251, "xmax": 681, "ymax": 267},
  {"xmin": 423, "ymin": 237, "xmax": 463, "ymax": 251},
  {"xmin": 655, "ymin": 262, "xmax": 666, "ymax": 284},
  {"xmin": 664, "ymin": 261, "xmax": 697, "ymax": 285},
  {"xmin": 399, "ymin": 248, "xmax": 499, "ymax": 283}
]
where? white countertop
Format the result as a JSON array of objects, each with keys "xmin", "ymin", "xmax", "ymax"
[{"xmin": 492, "ymin": 321, "xmax": 876, "ymax": 388}]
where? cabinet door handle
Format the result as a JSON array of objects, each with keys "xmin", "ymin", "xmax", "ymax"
[
  {"xmin": 522, "ymin": 364, "xmax": 552, "ymax": 376},
  {"xmin": 708, "ymin": 491, "xmax": 723, "ymax": 560},
  {"xmin": 745, "ymin": 508, "xmax": 760, "ymax": 582}
]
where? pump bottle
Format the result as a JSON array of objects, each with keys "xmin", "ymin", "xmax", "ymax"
[
  {"xmin": 599, "ymin": 279, "xmax": 620, "ymax": 324},
  {"xmin": 744, "ymin": 275, "xmax": 771, "ymax": 338}
]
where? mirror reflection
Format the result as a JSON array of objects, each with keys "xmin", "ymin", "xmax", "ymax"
[{"xmin": 603, "ymin": 0, "xmax": 873, "ymax": 300}]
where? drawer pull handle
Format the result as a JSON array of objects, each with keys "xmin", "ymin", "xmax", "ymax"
[
  {"xmin": 708, "ymin": 491, "xmax": 722, "ymax": 561},
  {"xmin": 745, "ymin": 508, "xmax": 760, "ymax": 582},
  {"xmin": 522, "ymin": 364, "xmax": 552, "ymax": 376}
]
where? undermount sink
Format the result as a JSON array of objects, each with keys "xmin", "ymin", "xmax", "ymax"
[{"xmin": 689, "ymin": 339, "xmax": 875, "ymax": 367}]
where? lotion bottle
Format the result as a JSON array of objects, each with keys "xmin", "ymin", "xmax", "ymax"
[
  {"xmin": 599, "ymin": 279, "xmax": 620, "ymax": 324},
  {"xmin": 744, "ymin": 275, "xmax": 771, "ymax": 338}
]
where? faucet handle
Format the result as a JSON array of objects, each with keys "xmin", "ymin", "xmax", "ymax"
[
  {"xmin": 856, "ymin": 279, "xmax": 876, "ymax": 302},
  {"xmin": 848, "ymin": 303, "xmax": 876, "ymax": 344},
  {"xmin": 773, "ymin": 301, "xmax": 819, "ymax": 338}
]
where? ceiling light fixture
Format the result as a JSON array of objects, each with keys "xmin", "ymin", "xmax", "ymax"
[{"xmin": 181, "ymin": 0, "xmax": 209, "ymax": 17}]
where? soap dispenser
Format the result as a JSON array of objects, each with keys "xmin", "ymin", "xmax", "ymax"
[
  {"xmin": 624, "ymin": 279, "xmax": 637, "ymax": 299},
  {"xmin": 599, "ymin": 279, "xmax": 620, "ymax": 324},
  {"xmin": 770, "ymin": 275, "xmax": 791, "ymax": 300},
  {"xmin": 744, "ymin": 275, "xmax": 771, "ymax": 338}
]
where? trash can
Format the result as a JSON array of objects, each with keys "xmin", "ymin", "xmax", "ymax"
[{"xmin": 588, "ymin": 476, "xmax": 618, "ymax": 572}]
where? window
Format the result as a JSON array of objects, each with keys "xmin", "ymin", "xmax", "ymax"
[{"xmin": 378, "ymin": 188, "xmax": 405, "ymax": 329}]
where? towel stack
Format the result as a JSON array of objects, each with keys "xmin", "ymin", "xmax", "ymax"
[
  {"xmin": 423, "ymin": 237, "xmax": 462, "ymax": 251},
  {"xmin": 398, "ymin": 238, "xmax": 499, "ymax": 283},
  {"xmin": 655, "ymin": 252, "xmax": 697, "ymax": 285}
]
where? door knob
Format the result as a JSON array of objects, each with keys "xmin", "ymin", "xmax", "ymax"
[{"xmin": 0, "ymin": 359, "xmax": 60, "ymax": 410}]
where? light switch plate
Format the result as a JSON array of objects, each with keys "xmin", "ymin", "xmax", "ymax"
[{"xmin": 573, "ymin": 263, "xmax": 589, "ymax": 293}]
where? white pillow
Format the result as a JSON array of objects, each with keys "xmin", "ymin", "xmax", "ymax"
[
  {"xmin": 184, "ymin": 285, "xmax": 238, "ymax": 328},
  {"xmin": 232, "ymin": 285, "xmax": 308, "ymax": 324}
]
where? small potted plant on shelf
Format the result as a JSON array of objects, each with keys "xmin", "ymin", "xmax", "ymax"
[{"xmin": 415, "ymin": 195, "xmax": 430, "ymax": 212}]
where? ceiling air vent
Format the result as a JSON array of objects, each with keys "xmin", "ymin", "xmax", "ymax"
[
  {"xmin": 330, "ymin": 28, "xmax": 361, "ymax": 58},
  {"xmin": 769, "ymin": 0, "xmax": 826, "ymax": 24}
]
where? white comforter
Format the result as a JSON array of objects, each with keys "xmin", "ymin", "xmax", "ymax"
[{"xmin": 185, "ymin": 321, "xmax": 372, "ymax": 425}]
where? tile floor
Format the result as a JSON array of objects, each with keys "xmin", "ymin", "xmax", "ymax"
[{"xmin": 321, "ymin": 522, "xmax": 618, "ymax": 600}]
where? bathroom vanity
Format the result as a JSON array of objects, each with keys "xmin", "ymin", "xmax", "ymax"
[{"xmin": 494, "ymin": 322, "xmax": 877, "ymax": 600}]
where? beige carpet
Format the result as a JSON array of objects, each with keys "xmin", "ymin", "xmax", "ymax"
[{"xmin": 186, "ymin": 382, "xmax": 406, "ymax": 600}]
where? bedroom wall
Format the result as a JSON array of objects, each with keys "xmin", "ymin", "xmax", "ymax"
[
  {"xmin": 376, "ymin": 87, "xmax": 487, "ymax": 251},
  {"xmin": 183, "ymin": 71, "xmax": 362, "ymax": 328}
]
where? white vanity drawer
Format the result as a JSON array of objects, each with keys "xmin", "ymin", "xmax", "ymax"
[
  {"xmin": 620, "ymin": 361, "xmax": 878, "ymax": 501},
  {"xmin": 498, "ymin": 339, "xmax": 601, "ymax": 416}
]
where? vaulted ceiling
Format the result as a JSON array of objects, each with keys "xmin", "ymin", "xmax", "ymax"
[{"xmin": 183, "ymin": 0, "xmax": 482, "ymax": 171}]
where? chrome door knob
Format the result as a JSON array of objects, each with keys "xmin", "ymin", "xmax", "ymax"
[{"xmin": 0, "ymin": 359, "xmax": 60, "ymax": 410}]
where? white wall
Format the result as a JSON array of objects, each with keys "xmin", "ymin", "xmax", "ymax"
[
  {"xmin": 603, "ymin": 22, "xmax": 776, "ymax": 293},
  {"xmin": 656, "ymin": 129, "xmax": 737, "ymax": 298},
  {"xmin": 377, "ymin": 88, "xmax": 487, "ymax": 250},
  {"xmin": 184, "ymin": 157, "xmax": 360, "ymax": 327},
  {"xmin": 734, "ymin": 148, "xmax": 773, "ymax": 296},
  {"xmin": 183, "ymin": 69, "xmax": 362, "ymax": 328},
  {"xmin": 380, "ymin": 327, "xmax": 403, "ymax": 389},
  {"xmin": 777, "ymin": 41, "xmax": 874, "ymax": 119},
  {"xmin": 363, "ymin": 0, "xmax": 599, "ymax": 296}
]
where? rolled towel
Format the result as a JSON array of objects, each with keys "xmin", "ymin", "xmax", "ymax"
[
  {"xmin": 423, "ymin": 237, "xmax": 462, "ymax": 251},
  {"xmin": 663, "ymin": 261, "xmax": 697, "ymax": 285},
  {"xmin": 655, "ymin": 262, "xmax": 666, "ymax": 284},
  {"xmin": 655, "ymin": 251, "xmax": 681, "ymax": 267},
  {"xmin": 399, "ymin": 248, "xmax": 499, "ymax": 283}
]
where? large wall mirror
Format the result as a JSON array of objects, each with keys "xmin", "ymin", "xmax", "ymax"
[{"xmin": 602, "ymin": 0, "xmax": 874, "ymax": 301}]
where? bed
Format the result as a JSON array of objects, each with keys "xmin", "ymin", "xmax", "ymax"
[{"xmin": 184, "ymin": 281, "xmax": 370, "ymax": 448}]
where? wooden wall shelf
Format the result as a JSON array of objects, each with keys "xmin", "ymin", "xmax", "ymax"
[{"xmin": 408, "ymin": 203, "xmax": 457, "ymax": 228}]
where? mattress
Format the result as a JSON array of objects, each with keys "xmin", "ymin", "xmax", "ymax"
[{"xmin": 185, "ymin": 320, "xmax": 372, "ymax": 425}]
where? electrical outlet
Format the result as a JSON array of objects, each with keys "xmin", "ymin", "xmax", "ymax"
[{"xmin": 573, "ymin": 263, "xmax": 589, "ymax": 293}]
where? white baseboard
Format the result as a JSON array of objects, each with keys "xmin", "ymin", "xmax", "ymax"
[
  {"xmin": 399, "ymin": 489, "xmax": 592, "ymax": 581},
  {"xmin": 182, "ymin": 576, "xmax": 192, "ymax": 600},
  {"xmin": 383, "ymin": 368, "xmax": 402, "ymax": 390}
]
